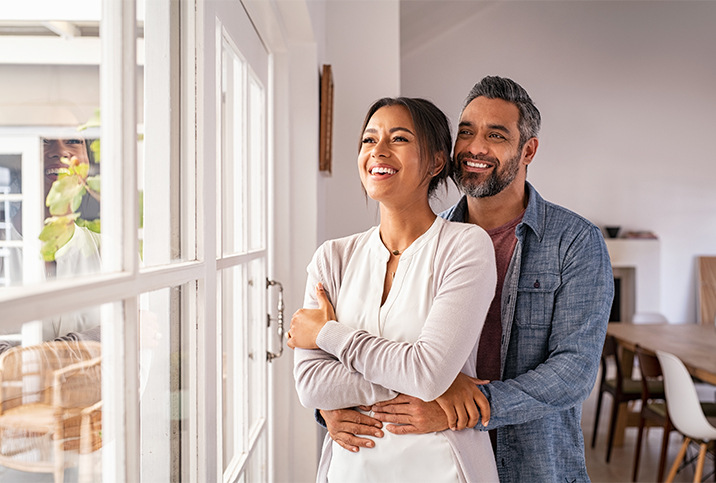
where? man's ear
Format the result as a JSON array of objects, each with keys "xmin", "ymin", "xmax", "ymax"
[{"xmin": 521, "ymin": 137, "xmax": 539, "ymax": 166}]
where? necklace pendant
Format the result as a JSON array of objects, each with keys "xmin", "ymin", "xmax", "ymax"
[{"xmin": 392, "ymin": 249, "xmax": 400, "ymax": 256}]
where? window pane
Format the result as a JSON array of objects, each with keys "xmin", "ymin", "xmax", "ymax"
[
  {"xmin": 221, "ymin": 39, "xmax": 246, "ymax": 256},
  {"xmin": 0, "ymin": 302, "xmax": 106, "ymax": 483},
  {"xmin": 0, "ymin": 4, "xmax": 103, "ymax": 288},
  {"xmin": 139, "ymin": 0, "xmax": 186, "ymax": 267},
  {"xmin": 247, "ymin": 77, "xmax": 265, "ymax": 252},
  {"xmin": 139, "ymin": 284, "xmax": 188, "ymax": 482}
]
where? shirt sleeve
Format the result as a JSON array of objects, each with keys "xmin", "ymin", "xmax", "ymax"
[
  {"xmin": 314, "ymin": 226, "xmax": 497, "ymax": 402},
  {"xmin": 293, "ymin": 244, "xmax": 399, "ymax": 410},
  {"xmin": 479, "ymin": 224, "xmax": 613, "ymax": 429}
]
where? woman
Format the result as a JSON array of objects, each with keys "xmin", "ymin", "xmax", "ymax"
[{"xmin": 288, "ymin": 98, "xmax": 498, "ymax": 482}]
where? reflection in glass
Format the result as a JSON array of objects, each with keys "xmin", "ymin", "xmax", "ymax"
[{"xmin": 0, "ymin": 303, "xmax": 106, "ymax": 483}]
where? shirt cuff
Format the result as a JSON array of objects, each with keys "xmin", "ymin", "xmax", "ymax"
[{"xmin": 315, "ymin": 320, "xmax": 355, "ymax": 357}]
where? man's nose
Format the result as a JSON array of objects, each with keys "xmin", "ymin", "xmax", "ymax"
[{"xmin": 463, "ymin": 137, "xmax": 489, "ymax": 156}]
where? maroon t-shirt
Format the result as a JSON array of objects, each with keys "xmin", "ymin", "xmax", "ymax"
[
  {"xmin": 479, "ymin": 211, "xmax": 524, "ymax": 452},
  {"xmin": 477, "ymin": 212, "xmax": 524, "ymax": 382}
]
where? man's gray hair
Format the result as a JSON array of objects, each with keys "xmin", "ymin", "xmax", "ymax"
[{"xmin": 462, "ymin": 76, "xmax": 541, "ymax": 148}]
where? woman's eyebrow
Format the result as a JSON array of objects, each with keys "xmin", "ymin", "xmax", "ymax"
[{"xmin": 363, "ymin": 127, "xmax": 415, "ymax": 136}]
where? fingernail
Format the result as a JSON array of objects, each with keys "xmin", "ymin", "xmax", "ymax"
[
  {"xmin": 366, "ymin": 441, "xmax": 374, "ymax": 448},
  {"xmin": 351, "ymin": 447, "xmax": 358, "ymax": 452},
  {"xmin": 451, "ymin": 427, "xmax": 456, "ymax": 431},
  {"xmin": 374, "ymin": 431, "xmax": 382, "ymax": 437}
]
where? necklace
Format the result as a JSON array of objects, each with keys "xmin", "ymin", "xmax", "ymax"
[{"xmin": 391, "ymin": 249, "xmax": 401, "ymax": 256}]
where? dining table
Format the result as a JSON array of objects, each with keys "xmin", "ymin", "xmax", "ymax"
[
  {"xmin": 606, "ymin": 322, "xmax": 716, "ymax": 385},
  {"xmin": 604, "ymin": 322, "xmax": 716, "ymax": 446}
]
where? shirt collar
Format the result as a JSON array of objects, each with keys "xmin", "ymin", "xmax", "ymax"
[{"xmin": 441, "ymin": 182, "xmax": 546, "ymax": 242}]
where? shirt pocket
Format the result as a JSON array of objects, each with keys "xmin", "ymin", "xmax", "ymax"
[{"xmin": 514, "ymin": 272, "xmax": 561, "ymax": 327}]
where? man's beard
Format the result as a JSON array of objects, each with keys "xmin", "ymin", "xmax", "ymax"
[{"xmin": 453, "ymin": 150, "xmax": 521, "ymax": 198}]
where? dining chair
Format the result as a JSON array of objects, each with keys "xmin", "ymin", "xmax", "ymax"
[
  {"xmin": 592, "ymin": 335, "xmax": 663, "ymax": 463},
  {"xmin": 0, "ymin": 340, "xmax": 102, "ymax": 483},
  {"xmin": 632, "ymin": 345, "xmax": 672, "ymax": 482},
  {"xmin": 656, "ymin": 350, "xmax": 716, "ymax": 483}
]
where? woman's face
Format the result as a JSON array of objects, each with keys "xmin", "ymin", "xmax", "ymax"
[
  {"xmin": 43, "ymin": 138, "xmax": 89, "ymax": 192},
  {"xmin": 358, "ymin": 105, "xmax": 429, "ymax": 207}
]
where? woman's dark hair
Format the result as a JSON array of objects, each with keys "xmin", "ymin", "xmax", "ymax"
[{"xmin": 359, "ymin": 97, "xmax": 452, "ymax": 198}]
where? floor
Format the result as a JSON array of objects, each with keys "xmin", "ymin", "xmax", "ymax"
[
  {"xmin": 0, "ymin": 379, "xmax": 714, "ymax": 482},
  {"xmin": 583, "ymin": 374, "xmax": 716, "ymax": 483}
]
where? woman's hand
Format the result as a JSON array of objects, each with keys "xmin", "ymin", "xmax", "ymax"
[
  {"xmin": 287, "ymin": 283, "xmax": 336, "ymax": 350},
  {"xmin": 434, "ymin": 372, "xmax": 491, "ymax": 431}
]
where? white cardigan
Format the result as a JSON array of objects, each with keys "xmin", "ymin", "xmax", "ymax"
[{"xmin": 294, "ymin": 217, "xmax": 499, "ymax": 482}]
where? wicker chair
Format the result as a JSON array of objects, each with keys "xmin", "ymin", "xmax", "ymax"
[{"xmin": 0, "ymin": 340, "xmax": 101, "ymax": 483}]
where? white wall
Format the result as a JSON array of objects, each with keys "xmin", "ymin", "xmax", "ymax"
[
  {"xmin": 320, "ymin": 0, "xmax": 401, "ymax": 243},
  {"xmin": 401, "ymin": 1, "xmax": 716, "ymax": 323}
]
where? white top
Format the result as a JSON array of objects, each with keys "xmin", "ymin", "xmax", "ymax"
[{"xmin": 294, "ymin": 217, "xmax": 499, "ymax": 483}]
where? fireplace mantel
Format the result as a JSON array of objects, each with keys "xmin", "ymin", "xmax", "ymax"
[{"xmin": 605, "ymin": 238, "xmax": 661, "ymax": 315}]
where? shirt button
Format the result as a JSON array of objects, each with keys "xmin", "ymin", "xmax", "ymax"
[{"xmin": 533, "ymin": 280, "xmax": 540, "ymax": 288}]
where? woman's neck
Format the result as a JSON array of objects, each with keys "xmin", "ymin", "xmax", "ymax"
[{"xmin": 378, "ymin": 201, "xmax": 436, "ymax": 254}]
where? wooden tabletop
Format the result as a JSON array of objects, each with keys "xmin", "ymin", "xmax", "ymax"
[{"xmin": 607, "ymin": 322, "xmax": 716, "ymax": 386}]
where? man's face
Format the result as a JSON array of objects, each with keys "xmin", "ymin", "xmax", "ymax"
[{"xmin": 452, "ymin": 97, "xmax": 525, "ymax": 198}]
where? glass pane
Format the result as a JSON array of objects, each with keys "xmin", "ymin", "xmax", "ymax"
[
  {"xmin": 247, "ymin": 76, "xmax": 265, "ymax": 252},
  {"xmin": 0, "ymin": 302, "xmax": 107, "ymax": 483},
  {"xmin": 221, "ymin": 39, "xmax": 246, "ymax": 256},
  {"xmin": 0, "ymin": 4, "xmax": 103, "ymax": 289},
  {"xmin": 247, "ymin": 257, "xmax": 266, "ymax": 430},
  {"xmin": 221, "ymin": 265, "xmax": 246, "ymax": 473},
  {"xmin": 139, "ymin": 0, "xmax": 184, "ymax": 268},
  {"xmin": 246, "ymin": 432, "xmax": 267, "ymax": 483},
  {"xmin": 139, "ymin": 284, "xmax": 187, "ymax": 482}
]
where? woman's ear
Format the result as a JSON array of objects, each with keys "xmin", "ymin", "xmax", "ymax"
[{"xmin": 431, "ymin": 153, "xmax": 447, "ymax": 177}]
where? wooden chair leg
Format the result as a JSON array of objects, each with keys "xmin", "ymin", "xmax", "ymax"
[
  {"xmin": 632, "ymin": 416, "xmax": 646, "ymax": 481},
  {"xmin": 666, "ymin": 437, "xmax": 691, "ymax": 483},
  {"xmin": 693, "ymin": 442, "xmax": 707, "ymax": 483},
  {"xmin": 593, "ymin": 390, "xmax": 604, "ymax": 448},
  {"xmin": 607, "ymin": 398, "xmax": 620, "ymax": 462},
  {"xmin": 657, "ymin": 421, "xmax": 672, "ymax": 483}
]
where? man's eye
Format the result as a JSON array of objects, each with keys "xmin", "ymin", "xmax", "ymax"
[
  {"xmin": 66, "ymin": 139, "xmax": 84, "ymax": 144},
  {"xmin": 458, "ymin": 130, "xmax": 472, "ymax": 136},
  {"xmin": 489, "ymin": 133, "xmax": 505, "ymax": 140}
]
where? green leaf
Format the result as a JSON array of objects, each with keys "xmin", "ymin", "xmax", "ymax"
[
  {"xmin": 76, "ymin": 218, "xmax": 101, "ymax": 233},
  {"xmin": 86, "ymin": 175, "xmax": 101, "ymax": 193},
  {"xmin": 39, "ymin": 216, "xmax": 77, "ymax": 261},
  {"xmin": 46, "ymin": 176, "xmax": 85, "ymax": 215},
  {"xmin": 76, "ymin": 162, "xmax": 89, "ymax": 179},
  {"xmin": 90, "ymin": 139, "xmax": 100, "ymax": 163}
]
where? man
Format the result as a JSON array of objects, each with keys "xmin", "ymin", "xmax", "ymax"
[{"xmin": 319, "ymin": 76, "xmax": 613, "ymax": 482}]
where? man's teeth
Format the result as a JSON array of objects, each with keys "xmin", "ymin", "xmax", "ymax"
[
  {"xmin": 466, "ymin": 160, "xmax": 489, "ymax": 169},
  {"xmin": 371, "ymin": 166, "xmax": 396, "ymax": 175}
]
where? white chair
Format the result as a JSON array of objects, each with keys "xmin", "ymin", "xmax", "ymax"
[{"xmin": 656, "ymin": 350, "xmax": 716, "ymax": 483}]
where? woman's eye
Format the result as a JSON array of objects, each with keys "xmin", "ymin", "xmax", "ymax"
[
  {"xmin": 361, "ymin": 137, "xmax": 375, "ymax": 144},
  {"xmin": 66, "ymin": 139, "xmax": 84, "ymax": 145},
  {"xmin": 393, "ymin": 136, "xmax": 408, "ymax": 142}
]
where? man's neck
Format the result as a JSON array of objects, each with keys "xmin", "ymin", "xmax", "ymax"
[{"xmin": 465, "ymin": 181, "xmax": 528, "ymax": 231}]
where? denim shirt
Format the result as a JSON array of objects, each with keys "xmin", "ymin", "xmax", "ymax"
[{"xmin": 441, "ymin": 182, "xmax": 613, "ymax": 483}]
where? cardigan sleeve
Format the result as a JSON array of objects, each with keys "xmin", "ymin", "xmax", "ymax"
[
  {"xmin": 293, "ymin": 242, "xmax": 399, "ymax": 410},
  {"xmin": 315, "ymin": 225, "xmax": 496, "ymax": 402}
]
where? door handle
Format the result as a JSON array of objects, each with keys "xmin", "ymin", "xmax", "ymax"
[{"xmin": 266, "ymin": 279, "xmax": 284, "ymax": 362}]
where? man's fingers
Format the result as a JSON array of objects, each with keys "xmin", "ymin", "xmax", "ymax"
[
  {"xmin": 333, "ymin": 433, "xmax": 376, "ymax": 453},
  {"xmin": 335, "ymin": 422, "xmax": 384, "ymax": 438},
  {"xmin": 384, "ymin": 424, "xmax": 420, "ymax": 435},
  {"xmin": 371, "ymin": 394, "xmax": 413, "ymax": 407},
  {"xmin": 370, "ymin": 412, "xmax": 413, "ymax": 425}
]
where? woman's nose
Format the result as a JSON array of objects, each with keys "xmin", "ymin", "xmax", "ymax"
[{"xmin": 371, "ymin": 137, "xmax": 390, "ymax": 157}]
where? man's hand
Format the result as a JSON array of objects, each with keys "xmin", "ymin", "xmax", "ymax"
[
  {"xmin": 371, "ymin": 394, "xmax": 449, "ymax": 435},
  {"xmin": 371, "ymin": 373, "xmax": 490, "ymax": 434},
  {"xmin": 321, "ymin": 408, "xmax": 384, "ymax": 453}
]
